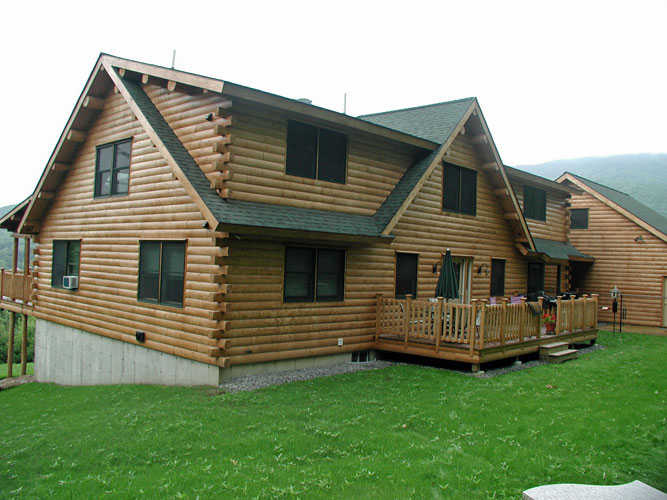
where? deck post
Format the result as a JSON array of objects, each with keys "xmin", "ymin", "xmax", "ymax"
[
  {"xmin": 569, "ymin": 295, "xmax": 575, "ymax": 332},
  {"xmin": 435, "ymin": 297, "xmax": 443, "ymax": 353},
  {"xmin": 479, "ymin": 299, "xmax": 487, "ymax": 348},
  {"xmin": 537, "ymin": 297, "xmax": 544, "ymax": 339},
  {"xmin": 556, "ymin": 296, "xmax": 562, "ymax": 334},
  {"xmin": 500, "ymin": 299, "xmax": 507, "ymax": 345},
  {"xmin": 375, "ymin": 293, "xmax": 383, "ymax": 342},
  {"xmin": 591, "ymin": 294, "xmax": 599, "ymax": 329},
  {"xmin": 20, "ymin": 314, "xmax": 28, "ymax": 375},
  {"xmin": 23, "ymin": 238, "xmax": 31, "ymax": 302},
  {"xmin": 403, "ymin": 295, "xmax": 412, "ymax": 347},
  {"xmin": 519, "ymin": 297, "xmax": 526, "ymax": 342},
  {"xmin": 0, "ymin": 268, "xmax": 4, "ymax": 298},
  {"xmin": 7, "ymin": 311, "xmax": 15, "ymax": 378},
  {"xmin": 469, "ymin": 299, "xmax": 477, "ymax": 353}
]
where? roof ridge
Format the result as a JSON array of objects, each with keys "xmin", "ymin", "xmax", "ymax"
[
  {"xmin": 358, "ymin": 97, "xmax": 475, "ymax": 118},
  {"xmin": 565, "ymin": 171, "xmax": 629, "ymax": 196}
]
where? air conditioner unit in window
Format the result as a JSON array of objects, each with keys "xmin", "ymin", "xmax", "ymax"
[{"xmin": 63, "ymin": 276, "xmax": 79, "ymax": 290}]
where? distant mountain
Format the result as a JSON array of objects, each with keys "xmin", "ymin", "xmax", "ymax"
[{"xmin": 514, "ymin": 153, "xmax": 667, "ymax": 218}]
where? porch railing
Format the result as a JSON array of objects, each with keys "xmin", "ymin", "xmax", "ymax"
[
  {"xmin": 0, "ymin": 269, "xmax": 33, "ymax": 303},
  {"xmin": 376, "ymin": 294, "xmax": 598, "ymax": 350}
]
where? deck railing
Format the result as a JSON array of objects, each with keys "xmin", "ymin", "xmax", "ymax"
[
  {"xmin": 376, "ymin": 294, "xmax": 598, "ymax": 350},
  {"xmin": 0, "ymin": 269, "xmax": 33, "ymax": 303}
]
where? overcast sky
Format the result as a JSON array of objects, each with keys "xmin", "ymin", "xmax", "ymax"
[{"xmin": 1, "ymin": 0, "xmax": 665, "ymax": 205}]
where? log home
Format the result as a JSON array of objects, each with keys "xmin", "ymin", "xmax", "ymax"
[
  {"xmin": 557, "ymin": 173, "xmax": 667, "ymax": 327},
  {"xmin": 0, "ymin": 54, "xmax": 597, "ymax": 385}
]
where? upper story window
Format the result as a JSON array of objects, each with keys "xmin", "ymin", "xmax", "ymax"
[
  {"xmin": 285, "ymin": 120, "xmax": 347, "ymax": 184},
  {"xmin": 284, "ymin": 247, "xmax": 345, "ymax": 302},
  {"xmin": 95, "ymin": 138, "xmax": 132, "ymax": 197},
  {"xmin": 523, "ymin": 185, "xmax": 546, "ymax": 221},
  {"xmin": 52, "ymin": 240, "xmax": 80, "ymax": 289},
  {"xmin": 570, "ymin": 208, "xmax": 589, "ymax": 229},
  {"xmin": 138, "ymin": 241, "xmax": 186, "ymax": 307},
  {"xmin": 442, "ymin": 162, "xmax": 477, "ymax": 216}
]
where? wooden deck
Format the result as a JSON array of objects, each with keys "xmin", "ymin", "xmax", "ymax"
[
  {"xmin": 0, "ymin": 269, "xmax": 34, "ymax": 314},
  {"xmin": 374, "ymin": 294, "xmax": 598, "ymax": 369}
]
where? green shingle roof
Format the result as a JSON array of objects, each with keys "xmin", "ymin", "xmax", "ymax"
[
  {"xmin": 533, "ymin": 238, "xmax": 593, "ymax": 261},
  {"xmin": 122, "ymin": 75, "xmax": 386, "ymax": 238},
  {"xmin": 358, "ymin": 98, "xmax": 475, "ymax": 144},
  {"xmin": 566, "ymin": 173, "xmax": 667, "ymax": 236}
]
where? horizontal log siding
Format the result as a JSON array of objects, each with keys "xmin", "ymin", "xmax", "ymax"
[
  {"xmin": 512, "ymin": 182, "xmax": 570, "ymax": 242},
  {"xmin": 224, "ymin": 100, "xmax": 416, "ymax": 215},
  {"xmin": 568, "ymin": 190, "xmax": 667, "ymax": 326},
  {"xmin": 392, "ymin": 137, "xmax": 528, "ymax": 299},
  {"xmin": 33, "ymin": 91, "xmax": 226, "ymax": 366}
]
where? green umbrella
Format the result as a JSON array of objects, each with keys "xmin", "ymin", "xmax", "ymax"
[{"xmin": 435, "ymin": 248, "xmax": 459, "ymax": 301}]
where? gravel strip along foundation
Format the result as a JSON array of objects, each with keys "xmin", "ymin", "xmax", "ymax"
[{"xmin": 218, "ymin": 344, "xmax": 605, "ymax": 392}]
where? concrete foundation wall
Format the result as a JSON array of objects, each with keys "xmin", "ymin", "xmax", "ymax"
[{"xmin": 34, "ymin": 319, "xmax": 220, "ymax": 386}]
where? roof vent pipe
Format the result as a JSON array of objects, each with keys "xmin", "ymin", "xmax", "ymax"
[{"xmin": 297, "ymin": 98, "xmax": 312, "ymax": 105}]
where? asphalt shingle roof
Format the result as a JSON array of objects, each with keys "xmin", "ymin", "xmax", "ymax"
[
  {"xmin": 358, "ymin": 98, "xmax": 475, "ymax": 144},
  {"xmin": 566, "ymin": 173, "xmax": 667, "ymax": 236},
  {"xmin": 533, "ymin": 238, "xmax": 593, "ymax": 261},
  {"xmin": 122, "ymin": 75, "xmax": 385, "ymax": 238}
]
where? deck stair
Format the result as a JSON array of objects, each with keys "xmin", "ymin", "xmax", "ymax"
[{"xmin": 539, "ymin": 342, "xmax": 579, "ymax": 364}]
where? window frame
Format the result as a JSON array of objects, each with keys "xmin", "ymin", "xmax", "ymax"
[
  {"xmin": 51, "ymin": 240, "xmax": 81, "ymax": 289},
  {"xmin": 570, "ymin": 208, "xmax": 589, "ymax": 229},
  {"xmin": 395, "ymin": 252, "xmax": 419, "ymax": 299},
  {"xmin": 442, "ymin": 162, "xmax": 477, "ymax": 216},
  {"xmin": 523, "ymin": 184, "xmax": 547, "ymax": 221},
  {"xmin": 285, "ymin": 120, "xmax": 348, "ymax": 184},
  {"xmin": 490, "ymin": 258, "xmax": 506, "ymax": 297},
  {"xmin": 283, "ymin": 246, "xmax": 345, "ymax": 303},
  {"xmin": 138, "ymin": 240, "xmax": 186, "ymax": 308},
  {"xmin": 94, "ymin": 138, "xmax": 133, "ymax": 198}
]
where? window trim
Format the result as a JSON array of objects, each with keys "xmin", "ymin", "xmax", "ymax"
[
  {"xmin": 285, "ymin": 120, "xmax": 348, "ymax": 184},
  {"xmin": 570, "ymin": 208, "xmax": 589, "ymax": 230},
  {"xmin": 138, "ymin": 240, "xmax": 186, "ymax": 308},
  {"xmin": 523, "ymin": 184, "xmax": 547, "ymax": 221},
  {"xmin": 283, "ymin": 246, "xmax": 346, "ymax": 303},
  {"xmin": 51, "ymin": 239, "xmax": 81, "ymax": 290},
  {"xmin": 442, "ymin": 162, "xmax": 477, "ymax": 216},
  {"xmin": 94, "ymin": 137, "xmax": 133, "ymax": 198}
]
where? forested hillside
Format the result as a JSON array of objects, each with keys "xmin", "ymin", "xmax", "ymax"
[
  {"xmin": 514, "ymin": 153, "xmax": 667, "ymax": 217},
  {"xmin": 0, "ymin": 204, "xmax": 21, "ymax": 270}
]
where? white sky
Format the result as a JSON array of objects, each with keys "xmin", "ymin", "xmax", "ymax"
[{"xmin": 1, "ymin": 0, "xmax": 665, "ymax": 205}]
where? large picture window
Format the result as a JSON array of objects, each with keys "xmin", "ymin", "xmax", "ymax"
[
  {"xmin": 570, "ymin": 208, "xmax": 589, "ymax": 229},
  {"xmin": 95, "ymin": 138, "xmax": 132, "ymax": 197},
  {"xmin": 51, "ymin": 240, "xmax": 80, "ymax": 289},
  {"xmin": 395, "ymin": 252, "xmax": 418, "ymax": 299},
  {"xmin": 285, "ymin": 120, "xmax": 347, "ymax": 184},
  {"xmin": 524, "ymin": 185, "xmax": 547, "ymax": 221},
  {"xmin": 284, "ymin": 247, "xmax": 345, "ymax": 302},
  {"xmin": 138, "ymin": 241, "xmax": 186, "ymax": 307},
  {"xmin": 442, "ymin": 163, "xmax": 476, "ymax": 215}
]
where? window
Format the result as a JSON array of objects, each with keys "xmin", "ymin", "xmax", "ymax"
[
  {"xmin": 523, "ymin": 185, "xmax": 546, "ymax": 221},
  {"xmin": 138, "ymin": 241, "xmax": 186, "ymax": 307},
  {"xmin": 51, "ymin": 240, "xmax": 80, "ymax": 289},
  {"xmin": 570, "ymin": 208, "xmax": 589, "ymax": 229},
  {"xmin": 95, "ymin": 138, "xmax": 132, "ymax": 197},
  {"xmin": 451, "ymin": 257, "xmax": 473, "ymax": 304},
  {"xmin": 490, "ymin": 259, "xmax": 505, "ymax": 297},
  {"xmin": 527, "ymin": 262, "xmax": 545, "ymax": 298},
  {"xmin": 395, "ymin": 252, "xmax": 418, "ymax": 299},
  {"xmin": 284, "ymin": 247, "xmax": 345, "ymax": 302},
  {"xmin": 285, "ymin": 120, "xmax": 347, "ymax": 184},
  {"xmin": 442, "ymin": 162, "xmax": 476, "ymax": 215}
]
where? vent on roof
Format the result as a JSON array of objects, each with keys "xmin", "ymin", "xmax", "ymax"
[{"xmin": 297, "ymin": 98, "xmax": 312, "ymax": 105}]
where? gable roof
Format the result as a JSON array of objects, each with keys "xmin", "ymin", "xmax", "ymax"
[
  {"xmin": 504, "ymin": 165, "xmax": 580, "ymax": 196},
  {"xmin": 0, "ymin": 198, "xmax": 30, "ymax": 233},
  {"xmin": 557, "ymin": 172, "xmax": 667, "ymax": 241}
]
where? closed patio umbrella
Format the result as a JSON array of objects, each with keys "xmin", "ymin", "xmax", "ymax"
[{"xmin": 435, "ymin": 248, "xmax": 458, "ymax": 302}]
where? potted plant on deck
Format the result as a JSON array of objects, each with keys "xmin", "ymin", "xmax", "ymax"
[{"xmin": 543, "ymin": 313, "xmax": 557, "ymax": 334}]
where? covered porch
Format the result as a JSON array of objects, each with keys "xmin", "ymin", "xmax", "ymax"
[{"xmin": 374, "ymin": 294, "xmax": 598, "ymax": 370}]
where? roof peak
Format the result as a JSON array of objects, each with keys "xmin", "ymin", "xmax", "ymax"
[
  {"xmin": 564, "ymin": 171, "xmax": 628, "ymax": 196},
  {"xmin": 358, "ymin": 97, "xmax": 476, "ymax": 118}
]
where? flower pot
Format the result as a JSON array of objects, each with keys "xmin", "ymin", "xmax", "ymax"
[{"xmin": 545, "ymin": 322, "xmax": 556, "ymax": 334}]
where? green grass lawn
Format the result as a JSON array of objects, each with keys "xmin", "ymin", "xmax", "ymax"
[
  {"xmin": 0, "ymin": 331, "xmax": 665, "ymax": 499},
  {"xmin": 0, "ymin": 363, "xmax": 33, "ymax": 380}
]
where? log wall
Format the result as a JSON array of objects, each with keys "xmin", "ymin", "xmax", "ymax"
[
  {"xmin": 567, "ymin": 190, "xmax": 667, "ymax": 327},
  {"xmin": 512, "ymin": 181, "xmax": 570, "ymax": 242},
  {"xmin": 32, "ymin": 90, "xmax": 227, "ymax": 367}
]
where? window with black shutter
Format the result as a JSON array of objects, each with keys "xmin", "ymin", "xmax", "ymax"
[
  {"xmin": 286, "ymin": 120, "xmax": 347, "ymax": 184},
  {"xmin": 524, "ymin": 185, "xmax": 546, "ymax": 221},
  {"xmin": 395, "ymin": 252, "xmax": 418, "ymax": 299},
  {"xmin": 442, "ymin": 162, "xmax": 476, "ymax": 216},
  {"xmin": 570, "ymin": 208, "xmax": 589, "ymax": 229},
  {"xmin": 490, "ymin": 259, "xmax": 505, "ymax": 297}
]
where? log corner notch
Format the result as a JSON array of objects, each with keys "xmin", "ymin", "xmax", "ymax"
[
  {"xmin": 206, "ymin": 233, "xmax": 230, "ymax": 341},
  {"xmin": 209, "ymin": 100, "xmax": 234, "ymax": 198}
]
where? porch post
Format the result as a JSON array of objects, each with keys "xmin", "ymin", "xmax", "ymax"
[
  {"xmin": 7, "ymin": 311, "xmax": 15, "ymax": 378},
  {"xmin": 591, "ymin": 294, "xmax": 599, "ymax": 329},
  {"xmin": 500, "ymin": 299, "xmax": 507, "ymax": 345},
  {"xmin": 537, "ymin": 297, "xmax": 544, "ymax": 339},
  {"xmin": 479, "ymin": 299, "xmax": 487, "ymax": 348},
  {"xmin": 519, "ymin": 297, "xmax": 526, "ymax": 342},
  {"xmin": 403, "ymin": 295, "xmax": 412, "ymax": 347},
  {"xmin": 21, "ymin": 314, "xmax": 28, "ymax": 376},
  {"xmin": 469, "ymin": 299, "xmax": 477, "ymax": 353},
  {"xmin": 435, "ymin": 297, "xmax": 443, "ymax": 353},
  {"xmin": 375, "ymin": 293, "xmax": 383, "ymax": 342},
  {"xmin": 556, "ymin": 296, "xmax": 562, "ymax": 334}
]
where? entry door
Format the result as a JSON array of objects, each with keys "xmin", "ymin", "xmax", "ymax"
[
  {"xmin": 663, "ymin": 277, "xmax": 667, "ymax": 327},
  {"xmin": 451, "ymin": 257, "xmax": 472, "ymax": 304},
  {"xmin": 527, "ymin": 262, "xmax": 545, "ymax": 299}
]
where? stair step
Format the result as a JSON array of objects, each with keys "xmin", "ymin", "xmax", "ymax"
[
  {"xmin": 539, "ymin": 342, "xmax": 570, "ymax": 360},
  {"xmin": 548, "ymin": 349, "xmax": 579, "ymax": 364}
]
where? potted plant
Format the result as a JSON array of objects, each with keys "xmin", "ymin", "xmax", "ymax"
[{"xmin": 543, "ymin": 313, "xmax": 556, "ymax": 334}]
